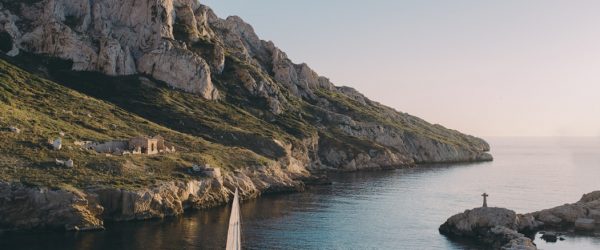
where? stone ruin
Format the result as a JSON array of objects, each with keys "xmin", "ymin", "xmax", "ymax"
[{"xmin": 75, "ymin": 135, "xmax": 176, "ymax": 156}]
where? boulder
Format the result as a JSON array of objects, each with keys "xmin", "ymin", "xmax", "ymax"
[
  {"xmin": 65, "ymin": 159, "xmax": 74, "ymax": 168},
  {"xmin": 477, "ymin": 152, "xmax": 494, "ymax": 161},
  {"xmin": 204, "ymin": 168, "xmax": 222, "ymax": 178},
  {"xmin": 8, "ymin": 126, "xmax": 20, "ymax": 134},
  {"xmin": 502, "ymin": 236, "xmax": 537, "ymax": 250},
  {"xmin": 440, "ymin": 207, "xmax": 520, "ymax": 236},
  {"xmin": 190, "ymin": 164, "xmax": 222, "ymax": 178},
  {"xmin": 530, "ymin": 204, "xmax": 588, "ymax": 227},
  {"xmin": 52, "ymin": 138, "xmax": 62, "ymax": 150},
  {"xmin": 528, "ymin": 190, "xmax": 600, "ymax": 229},
  {"xmin": 192, "ymin": 164, "xmax": 203, "ymax": 172},
  {"xmin": 579, "ymin": 191, "xmax": 600, "ymax": 203},
  {"xmin": 540, "ymin": 232, "xmax": 558, "ymax": 242},
  {"xmin": 440, "ymin": 207, "xmax": 537, "ymax": 249},
  {"xmin": 574, "ymin": 218, "xmax": 595, "ymax": 231},
  {"xmin": 517, "ymin": 214, "xmax": 543, "ymax": 232}
]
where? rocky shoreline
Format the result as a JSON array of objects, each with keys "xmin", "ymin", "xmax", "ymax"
[
  {"xmin": 0, "ymin": 159, "xmax": 497, "ymax": 233},
  {"xmin": 0, "ymin": 163, "xmax": 314, "ymax": 232},
  {"xmin": 439, "ymin": 191, "xmax": 600, "ymax": 249}
]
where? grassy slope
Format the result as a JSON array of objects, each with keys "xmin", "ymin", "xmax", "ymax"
[
  {"xmin": 0, "ymin": 58, "xmax": 271, "ymax": 190},
  {"xmin": 5, "ymin": 53, "xmax": 318, "ymax": 161},
  {"xmin": 28, "ymin": 54, "xmax": 394, "ymax": 161}
]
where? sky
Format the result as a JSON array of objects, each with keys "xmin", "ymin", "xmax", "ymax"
[{"xmin": 203, "ymin": 0, "xmax": 600, "ymax": 137}]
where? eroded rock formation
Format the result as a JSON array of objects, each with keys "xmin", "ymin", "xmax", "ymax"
[
  {"xmin": 439, "ymin": 207, "xmax": 538, "ymax": 250},
  {"xmin": 440, "ymin": 191, "xmax": 600, "ymax": 249},
  {"xmin": 0, "ymin": 0, "xmax": 217, "ymax": 99},
  {"xmin": 0, "ymin": 182, "xmax": 104, "ymax": 231},
  {"xmin": 528, "ymin": 191, "xmax": 600, "ymax": 230},
  {"xmin": 0, "ymin": 162, "xmax": 309, "ymax": 231}
]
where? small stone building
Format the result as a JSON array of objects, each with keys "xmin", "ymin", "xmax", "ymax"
[
  {"xmin": 78, "ymin": 135, "xmax": 170, "ymax": 156},
  {"xmin": 91, "ymin": 140, "xmax": 129, "ymax": 154},
  {"xmin": 153, "ymin": 135, "xmax": 166, "ymax": 152},
  {"xmin": 129, "ymin": 136, "xmax": 161, "ymax": 155}
]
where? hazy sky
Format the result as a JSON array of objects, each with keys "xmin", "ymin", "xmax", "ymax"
[{"xmin": 203, "ymin": 0, "xmax": 600, "ymax": 137}]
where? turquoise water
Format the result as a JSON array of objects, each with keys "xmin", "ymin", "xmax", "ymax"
[{"xmin": 1, "ymin": 137, "xmax": 600, "ymax": 249}]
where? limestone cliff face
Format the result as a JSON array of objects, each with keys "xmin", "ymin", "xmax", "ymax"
[
  {"xmin": 92, "ymin": 179, "xmax": 229, "ymax": 221},
  {"xmin": 0, "ymin": 162, "xmax": 308, "ymax": 231},
  {"xmin": 0, "ymin": 182, "xmax": 104, "ymax": 231},
  {"xmin": 0, "ymin": 2, "xmax": 491, "ymax": 171},
  {"xmin": 204, "ymin": 9, "xmax": 336, "ymax": 100},
  {"xmin": 0, "ymin": 0, "xmax": 336, "ymax": 101},
  {"xmin": 0, "ymin": 0, "xmax": 217, "ymax": 99},
  {"xmin": 91, "ymin": 163, "xmax": 307, "ymax": 222}
]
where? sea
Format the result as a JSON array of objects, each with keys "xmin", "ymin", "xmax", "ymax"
[{"xmin": 1, "ymin": 137, "xmax": 600, "ymax": 250}]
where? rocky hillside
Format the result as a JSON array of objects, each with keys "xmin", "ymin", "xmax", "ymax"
[{"xmin": 0, "ymin": 0, "xmax": 491, "ymax": 231}]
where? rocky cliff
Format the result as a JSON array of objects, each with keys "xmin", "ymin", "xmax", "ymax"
[
  {"xmin": 0, "ymin": 165, "xmax": 306, "ymax": 231},
  {"xmin": 0, "ymin": 0, "xmax": 491, "ymax": 169},
  {"xmin": 0, "ymin": 0, "xmax": 492, "ymax": 231},
  {"xmin": 440, "ymin": 191, "xmax": 600, "ymax": 249},
  {"xmin": 439, "ymin": 207, "xmax": 538, "ymax": 250},
  {"xmin": 0, "ymin": 182, "xmax": 104, "ymax": 231},
  {"xmin": 528, "ymin": 191, "xmax": 600, "ymax": 230}
]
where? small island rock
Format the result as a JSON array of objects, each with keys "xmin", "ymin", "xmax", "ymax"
[{"xmin": 439, "ymin": 207, "xmax": 537, "ymax": 250}]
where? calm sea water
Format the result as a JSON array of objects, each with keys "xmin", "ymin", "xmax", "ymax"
[{"xmin": 1, "ymin": 137, "xmax": 600, "ymax": 250}]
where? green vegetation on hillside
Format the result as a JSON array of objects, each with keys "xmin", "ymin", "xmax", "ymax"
[{"xmin": 0, "ymin": 58, "xmax": 271, "ymax": 190}]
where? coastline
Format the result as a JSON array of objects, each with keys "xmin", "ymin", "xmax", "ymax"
[{"xmin": 0, "ymin": 158, "xmax": 492, "ymax": 233}]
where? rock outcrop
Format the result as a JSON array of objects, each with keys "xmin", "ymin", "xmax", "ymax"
[
  {"xmin": 528, "ymin": 191, "xmax": 600, "ymax": 230},
  {"xmin": 439, "ymin": 207, "xmax": 537, "ymax": 250},
  {"xmin": 0, "ymin": 0, "xmax": 337, "ymax": 101},
  {"xmin": 90, "ymin": 163, "xmax": 307, "ymax": 222},
  {"xmin": 441, "ymin": 191, "xmax": 600, "ymax": 249},
  {"xmin": 0, "ymin": 182, "xmax": 104, "ymax": 231},
  {"xmin": 92, "ymin": 179, "xmax": 228, "ymax": 221},
  {"xmin": 0, "ymin": 0, "xmax": 217, "ymax": 99},
  {"xmin": 136, "ymin": 41, "xmax": 218, "ymax": 99},
  {"xmin": 0, "ymin": 163, "xmax": 308, "ymax": 231},
  {"xmin": 0, "ymin": 162, "xmax": 308, "ymax": 231}
]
